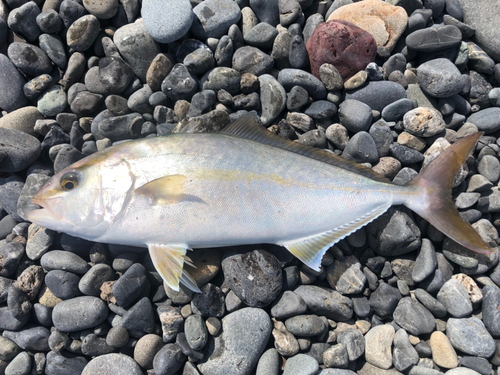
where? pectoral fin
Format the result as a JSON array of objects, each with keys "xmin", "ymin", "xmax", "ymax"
[
  {"xmin": 136, "ymin": 175, "xmax": 205, "ymax": 205},
  {"xmin": 280, "ymin": 202, "xmax": 391, "ymax": 271},
  {"xmin": 148, "ymin": 243, "xmax": 201, "ymax": 293}
]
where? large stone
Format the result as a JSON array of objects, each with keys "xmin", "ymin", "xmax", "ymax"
[
  {"xmin": 0, "ymin": 55, "xmax": 27, "ymax": 112},
  {"xmin": 142, "ymin": 0, "xmax": 193, "ymax": 43},
  {"xmin": 327, "ymin": 0, "xmax": 408, "ymax": 52},
  {"xmin": 306, "ymin": 20, "xmax": 377, "ymax": 81}
]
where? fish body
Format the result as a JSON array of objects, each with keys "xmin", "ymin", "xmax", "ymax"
[{"xmin": 28, "ymin": 115, "xmax": 494, "ymax": 292}]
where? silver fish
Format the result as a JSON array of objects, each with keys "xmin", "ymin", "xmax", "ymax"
[{"xmin": 28, "ymin": 114, "xmax": 494, "ymax": 292}]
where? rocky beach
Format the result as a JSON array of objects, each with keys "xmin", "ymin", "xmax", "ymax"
[{"xmin": 1, "ymin": 0, "xmax": 500, "ymax": 374}]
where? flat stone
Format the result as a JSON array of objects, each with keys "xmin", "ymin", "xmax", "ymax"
[
  {"xmin": 83, "ymin": 0, "xmax": 118, "ymax": 18},
  {"xmin": 417, "ymin": 58, "xmax": 465, "ymax": 98},
  {"xmin": 393, "ymin": 297, "xmax": 436, "ymax": 335},
  {"xmin": 0, "ymin": 55, "xmax": 27, "ymax": 112},
  {"xmin": 278, "ymin": 68, "xmax": 327, "ymax": 100},
  {"xmin": 345, "ymin": 81, "xmax": 407, "ymax": 112},
  {"xmin": 430, "ymin": 331, "xmax": 458, "ymax": 369},
  {"xmin": 283, "ymin": 353, "xmax": 319, "ymax": 375},
  {"xmin": 294, "ymin": 285, "xmax": 353, "ymax": 321},
  {"xmin": 232, "ymin": 46, "xmax": 274, "ymax": 76},
  {"xmin": 258, "ymin": 74, "xmax": 286, "ymax": 125},
  {"xmin": 52, "ymin": 296, "xmax": 108, "ymax": 332},
  {"xmin": 82, "ymin": 353, "xmax": 142, "ymax": 375},
  {"xmin": 406, "ymin": 24, "xmax": 462, "ymax": 52},
  {"xmin": 467, "ymin": 108, "xmax": 500, "ymax": 134}
]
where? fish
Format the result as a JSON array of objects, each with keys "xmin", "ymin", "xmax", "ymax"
[{"xmin": 27, "ymin": 114, "xmax": 495, "ymax": 293}]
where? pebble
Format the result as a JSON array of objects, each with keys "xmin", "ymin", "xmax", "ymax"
[
  {"xmin": 133, "ymin": 334, "xmax": 164, "ymax": 369},
  {"xmin": 198, "ymin": 308, "xmax": 272, "ymax": 374},
  {"xmin": 7, "ymin": 42, "xmax": 52, "ymax": 77},
  {"xmin": 82, "ymin": 353, "xmax": 142, "ymax": 375},
  {"xmin": 114, "ymin": 19, "xmax": 160, "ymax": 82},
  {"xmin": 382, "ymin": 98, "xmax": 413, "ymax": 122},
  {"xmin": 98, "ymin": 57, "xmax": 134, "ymax": 95},
  {"xmin": 467, "ymin": 108, "xmax": 500, "ymax": 134},
  {"xmin": 112, "ymin": 263, "xmax": 148, "ymax": 308},
  {"xmin": 412, "ymin": 239, "xmax": 438, "ymax": 283},
  {"xmin": 258, "ymin": 74, "xmax": 286, "ymax": 125},
  {"xmin": 45, "ymin": 351, "xmax": 88, "ymax": 375},
  {"xmin": 0, "ymin": 54, "xmax": 28, "ymax": 112},
  {"xmin": 45, "ymin": 270, "xmax": 81, "ymax": 300},
  {"xmin": 393, "ymin": 297, "xmax": 435, "ymax": 335},
  {"xmin": 306, "ymin": 20, "xmax": 377, "ymax": 81},
  {"xmin": 41, "ymin": 251, "xmax": 89, "ymax": 275},
  {"xmin": 222, "ymin": 249, "xmax": 282, "ymax": 307},
  {"xmin": 393, "ymin": 328, "xmax": 419, "ymax": 371},
  {"xmin": 342, "ymin": 131, "xmax": 379, "ymax": 163},
  {"xmin": 446, "ymin": 317, "xmax": 495, "ymax": 357},
  {"xmin": 430, "ymin": 331, "xmax": 458, "ymax": 369},
  {"xmin": 282, "ymin": 353, "xmax": 319, "ymax": 375},
  {"xmin": 403, "ymin": 107, "xmax": 445, "ymax": 137},
  {"xmin": 66, "ymin": 15, "xmax": 100, "ymax": 52},
  {"xmin": 278, "ymin": 68, "xmax": 327, "ymax": 100},
  {"xmin": 244, "ymin": 22, "xmax": 278, "ymax": 50},
  {"xmin": 5, "ymin": 351, "xmax": 31, "ymax": 375},
  {"xmin": 338, "ymin": 99, "xmax": 372, "ymax": 132},
  {"xmin": 406, "ymin": 24, "xmax": 462, "ymax": 52},
  {"xmin": 142, "ymin": 0, "xmax": 192, "ymax": 43},
  {"xmin": 364, "ymin": 324, "xmax": 394, "ymax": 369},
  {"xmin": 414, "ymin": 289, "xmax": 447, "ymax": 318},
  {"xmin": 345, "ymin": 81, "xmax": 407, "ymax": 112},
  {"xmin": 255, "ymin": 348, "xmax": 280, "ymax": 375},
  {"xmin": 191, "ymin": 0, "xmax": 241, "ymax": 40},
  {"xmin": 4, "ymin": 326, "xmax": 50, "ymax": 351},
  {"xmin": 232, "ymin": 46, "xmax": 274, "ymax": 76},
  {"xmin": 7, "ymin": 1, "xmax": 41, "ymax": 42},
  {"xmin": 271, "ymin": 290, "xmax": 307, "ymax": 319},
  {"xmin": 337, "ymin": 328, "xmax": 365, "ymax": 361},
  {"xmin": 37, "ymin": 86, "xmax": 67, "ymax": 117},
  {"xmin": 191, "ymin": 283, "xmax": 225, "ymax": 317},
  {"xmin": 481, "ymin": 285, "xmax": 500, "ymax": 337},
  {"xmin": 52, "ymin": 296, "xmax": 108, "ymax": 332},
  {"xmin": 294, "ymin": 285, "xmax": 353, "ymax": 321},
  {"xmin": 417, "ymin": 58, "xmax": 465, "ymax": 98},
  {"xmin": 0, "ymin": 128, "xmax": 41, "ymax": 173}
]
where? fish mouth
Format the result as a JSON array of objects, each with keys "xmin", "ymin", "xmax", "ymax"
[{"xmin": 27, "ymin": 197, "xmax": 64, "ymax": 224}]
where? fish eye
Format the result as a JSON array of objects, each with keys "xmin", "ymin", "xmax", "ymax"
[{"xmin": 60, "ymin": 172, "xmax": 80, "ymax": 191}]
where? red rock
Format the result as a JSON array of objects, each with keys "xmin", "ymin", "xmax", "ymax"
[{"xmin": 306, "ymin": 20, "xmax": 377, "ymax": 81}]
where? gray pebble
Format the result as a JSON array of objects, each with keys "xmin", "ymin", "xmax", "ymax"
[
  {"xmin": 37, "ymin": 85, "xmax": 67, "ymax": 117},
  {"xmin": 256, "ymin": 348, "xmax": 280, "ymax": 375},
  {"xmin": 67, "ymin": 15, "xmax": 100, "ymax": 52},
  {"xmin": 294, "ymin": 285, "xmax": 352, "ymax": 321},
  {"xmin": 481, "ymin": 285, "xmax": 500, "ymax": 337},
  {"xmin": 215, "ymin": 36, "xmax": 234, "ymax": 68},
  {"xmin": 283, "ymin": 353, "xmax": 319, "ymax": 375},
  {"xmin": 8, "ymin": 42, "xmax": 52, "ymax": 76},
  {"xmin": 446, "ymin": 317, "xmax": 495, "ymax": 357},
  {"xmin": 79, "ymin": 263, "xmax": 115, "ymax": 296},
  {"xmin": 121, "ymin": 297, "xmax": 155, "ymax": 333},
  {"xmin": 393, "ymin": 297, "xmax": 436, "ymax": 335},
  {"xmin": 393, "ymin": 328, "xmax": 419, "ymax": 371},
  {"xmin": 337, "ymin": 329, "xmax": 365, "ymax": 361},
  {"xmin": 342, "ymin": 131, "xmax": 379, "ymax": 164},
  {"xmin": 412, "ymin": 238, "xmax": 437, "ymax": 283},
  {"xmin": 191, "ymin": 0, "xmax": 241, "ymax": 39},
  {"xmin": 244, "ymin": 22, "xmax": 278, "ymax": 50},
  {"xmin": 36, "ymin": 9, "xmax": 62, "ymax": 33},
  {"xmin": 52, "ymin": 296, "xmax": 108, "ymax": 332},
  {"xmin": 7, "ymin": 1, "xmax": 41, "ymax": 42},
  {"xmin": 338, "ymin": 99, "xmax": 372, "ymax": 132},
  {"xmin": 4, "ymin": 326, "xmax": 50, "ymax": 351},
  {"xmin": 81, "ymin": 333, "xmax": 114, "ymax": 356},
  {"xmin": 406, "ymin": 25, "xmax": 462, "ymax": 52},
  {"xmin": 249, "ymin": 0, "xmax": 279, "ymax": 26},
  {"xmin": 45, "ymin": 351, "xmax": 88, "ymax": 375},
  {"xmin": 112, "ymin": 263, "xmax": 148, "ymax": 308},
  {"xmin": 272, "ymin": 31, "xmax": 293, "ymax": 70},
  {"xmin": 414, "ymin": 288, "xmax": 447, "ymax": 318},
  {"xmin": 278, "ymin": 68, "xmax": 327, "ymax": 100},
  {"xmin": 45, "ymin": 270, "xmax": 81, "ymax": 300},
  {"xmin": 0, "ymin": 55, "xmax": 28, "ymax": 112},
  {"xmin": 41, "ymin": 250, "xmax": 89, "ymax": 275},
  {"xmin": 39, "ymin": 33, "xmax": 66, "ymax": 69},
  {"xmin": 5, "ymin": 351, "xmax": 31, "ymax": 375},
  {"xmin": 99, "ymin": 57, "xmax": 134, "ymax": 95},
  {"xmin": 0, "ymin": 129, "xmax": 41, "ymax": 174},
  {"xmin": 81, "ymin": 353, "xmax": 142, "ymax": 375},
  {"xmin": 270, "ymin": 290, "xmax": 307, "ymax": 319},
  {"xmin": 345, "ymin": 81, "xmax": 407, "ymax": 112},
  {"xmin": 185, "ymin": 314, "xmax": 208, "ymax": 350},
  {"xmin": 59, "ymin": 0, "xmax": 87, "ymax": 29},
  {"xmin": 0, "ymin": 336, "xmax": 20, "ymax": 361},
  {"xmin": 289, "ymin": 35, "xmax": 308, "ymax": 69},
  {"xmin": 369, "ymin": 282, "xmax": 401, "ymax": 318},
  {"xmin": 417, "ymin": 58, "xmax": 465, "ymax": 98},
  {"xmin": 285, "ymin": 314, "xmax": 326, "ymax": 337},
  {"xmin": 232, "ymin": 46, "xmax": 274, "ymax": 76},
  {"xmin": 382, "ymin": 98, "xmax": 413, "ymax": 122},
  {"xmin": 369, "ymin": 120, "xmax": 393, "ymax": 157},
  {"xmin": 390, "ymin": 143, "xmax": 424, "ymax": 165}
]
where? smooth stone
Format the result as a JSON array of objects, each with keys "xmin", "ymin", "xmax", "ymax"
[
  {"xmin": 344, "ymin": 81, "xmax": 407, "ymax": 112},
  {"xmin": 482, "ymin": 285, "xmax": 500, "ymax": 337},
  {"xmin": 184, "ymin": 314, "xmax": 208, "ymax": 351},
  {"xmin": 52, "ymin": 296, "xmax": 107, "ymax": 332},
  {"xmin": 97, "ymin": 113, "xmax": 143, "ymax": 142},
  {"xmin": 406, "ymin": 24, "xmax": 462, "ymax": 52},
  {"xmin": 45, "ymin": 351, "xmax": 88, "ymax": 375},
  {"xmin": 215, "ymin": 35, "xmax": 234, "ymax": 68},
  {"xmin": 467, "ymin": 108, "xmax": 500, "ymax": 134},
  {"xmin": 403, "ymin": 107, "xmax": 445, "ymax": 137},
  {"xmin": 412, "ymin": 239, "xmax": 438, "ymax": 283},
  {"xmin": 437, "ymin": 278, "xmax": 473, "ymax": 318},
  {"xmin": 338, "ymin": 99, "xmax": 372, "ymax": 132},
  {"xmin": 0, "ymin": 55, "xmax": 28, "ymax": 112},
  {"xmin": 70, "ymin": 91, "xmax": 104, "ymax": 117},
  {"xmin": 82, "ymin": 0, "xmax": 118, "ymax": 18},
  {"xmin": 7, "ymin": 42, "xmax": 52, "ymax": 76},
  {"xmin": 45, "ymin": 270, "xmax": 81, "ymax": 299},
  {"xmin": 393, "ymin": 328, "xmax": 419, "ymax": 371},
  {"xmin": 414, "ymin": 289, "xmax": 447, "ymax": 318},
  {"xmin": 289, "ymin": 35, "xmax": 308, "ymax": 69},
  {"xmin": 7, "ymin": 1, "xmax": 41, "ymax": 42},
  {"xmin": 306, "ymin": 19, "xmax": 377, "ymax": 81},
  {"xmin": 285, "ymin": 314, "xmax": 326, "ymax": 337},
  {"xmin": 0, "ymin": 128, "xmax": 41, "ymax": 173},
  {"xmin": 147, "ymin": 54, "xmax": 174, "ymax": 92},
  {"xmin": 200, "ymin": 67, "xmax": 240, "ymax": 95},
  {"xmin": 382, "ymin": 98, "xmax": 413, "ymax": 122},
  {"xmin": 417, "ymin": 58, "xmax": 465, "ymax": 98},
  {"xmin": 430, "ymin": 331, "xmax": 458, "ymax": 369},
  {"xmin": 456, "ymin": 0, "xmax": 500, "ymax": 62},
  {"xmin": 270, "ymin": 290, "xmax": 307, "ymax": 319},
  {"xmin": 337, "ymin": 329, "xmax": 365, "ymax": 361},
  {"xmin": 39, "ymin": 33, "xmax": 66, "ymax": 69},
  {"xmin": 232, "ymin": 46, "xmax": 274, "ymax": 76},
  {"xmin": 0, "ymin": 336, "xmax": 20, "ymax": 361},
  {"xmin": 66, "ymin": 15, "xmax": 100, "ymax": 51},
  {"xmin": 40, "ymin": 250, "xmax": 89, "ymax": 274},
  {"xmin": 112, "ymin": 263, "xmax": 148, "ymax": 308},
  {"xmin": 98, "ymin": 57, "xmax": 135, "ymax": 94},
  {"xmin": 82, "ymin": 353, "xmax": 142, "ymax": 375},
  {"xmin": 255, "ymin": 348, "xmax": 280, "ymax": 375},
  {"xmin": 191, "ymin": 0, "xmax": 241, "ymax": 39},
  {"xmin": 162, "ymin": 63, "xmax": 199, "ymax": 101},
  {"xmin": 342, "ymin": 131, "xmax": 379, "ymax": 163},
  {"xmin": 197, "ymin": 308, "xmax": 272, "ymax": 375},
  {"xmin": 249, "ymin": 0, "xmax": 279, "ymax": 26},
  {"xmin": 393, "ymin": 297, "xmax": 435, "ymax": 335},
  {"xmin": 365, "ymin": 325, "xmax": 394, "ymax": 369},
  {"xmin": 59, "ymin": 0, "xmax": 87, "ymax": 29},
  {"xmin": 121, "ymin": 297, "xmax": 155, "ymax": 333},
  {"xmin": 37, "ymin": 85, "xmax": 67, "ymax": 117},
  {"xmin": 446, "ymin": 317, "xmax": 495, "ymax": 357},
  {"xmin": 294, "ymin": 285, "xmax": 353, "ymax": 321},
  {"xmin": 133, "ymin": 334, "xmax": 164, "ymax": 369},
  {"xmin": 278, "ymin": 68, "xmax": 327, "ymax": 100},
  {"xmin": 282, "ymin": 353, "xmax": 319, "ymax": 375},
  {"xmin": 272, "ymin": 31, "xmax": 293, "ymax": 70},
  {"xmin": 244, "ymin": 22, "xmax": 279, "ymax": 50},
  {"xmin": 114, "ymin": 19, "xmax": 160, "ymax": 82},
  {"xmin": 3, "ymin": 326, "xmax": 50, "ymax": 351},
  {"xmin": 184, "ymin": 47, "xmax": 215, "ymax": 76},
  {"xmin": 327, "ymin": 0, "xmax": 408, "ymax": 52},
  {"xmin": 4, "ymin": 351, "xmax": 31, "ymax": 375},
  {"xmin": 258, "ymin": 74, "xmax": 286, "ymax": 125}
]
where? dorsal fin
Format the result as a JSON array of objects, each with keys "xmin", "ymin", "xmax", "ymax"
[{"xmin": 221, "ymin": 113, "xmax": 392, "ymax": 184}]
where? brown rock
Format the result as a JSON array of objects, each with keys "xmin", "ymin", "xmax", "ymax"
[
  {"xmin": 327, "ymin": 0, "xmax": 408, "ymax": 52},
  {"xmin": 134, "ymin": 334, "xmax": 164, "ymax": 369},
  {"xmin": 38, "ymin": 284, "xmax": 62, "ymax": 308},
  {"xmin": 429, "ymin": 331, "xmax": 458, "ymax": 369},
  {"xmin": 372, "ymin": 156, "xmax": 402, "ymax": 179},
  {"xmin": 397, "ymin": 131, "xmax": 426, "ymax": 151},
  {"xmin": 0, "ymin": 107, "xmax": 44, "ymax": 137},
  {"xmin": 188, "ymin": 249, "xmax": 222, "ymax": 287},
  {"xmin": 344, "ymin": 70, "xmax": 368, "ymax": 90},
  {"xmin": 146, "ymin": 54, "xmax": 174, "ymax": 92},
  {"xmin": 100, "ymin": 280, "xmax": 116, "ymax": 304},
  {"xmin": 452, "ymin": 273, "xmax": 483, "ymax": 304},
  {"xmin": 272, "ymin": 319, "xmax": 300, "ymax": 356},
  {"xmin": 305, "ymin": 20, "xmax": 377, "ymax": 81}
]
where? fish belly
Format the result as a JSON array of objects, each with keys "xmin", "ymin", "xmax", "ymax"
[{"xmin": 99, "ymin": 134, "xmax": 402, "ymax": 247}]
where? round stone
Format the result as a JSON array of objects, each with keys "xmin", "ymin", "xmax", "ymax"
[
  {"xmin": 7, "ymin": 42, "xmax": 52, "ymax": 76},
  {"xmin": 66, "ymin": 15, "xmax": 101, "ymax": 51},
  {"xmin": 37, "ymin": 85, "xmax": 67, "ymax": 117},
  {"xmin": 83, "ymin": 0, "xmax": 118, "ymax": 19},
  {"xmin": 403, "ymin": 107, "xmax": 445, "ymax": 137},
  {"xmin": 190, "ymin": 0, "xmax": 241, "ymax": 40},
  {"xmin": 417, "ymin": 58, "xmax": 465, "ymax": 98},
  {"xmin": 0, "ymin": 55, "xmax": 27, "ymax": 112},
  {"xmin": 143, "ymin": 0, "xmax": 193, "ymax": 43}
]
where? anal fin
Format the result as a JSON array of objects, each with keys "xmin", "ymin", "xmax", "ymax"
[
  {"xmin": 280, "ymin": 202, "xmax": 391, "ymax": 271},
  {"xmin": 148, "ymin": 243, "xmax": 201, "ymax": 293}
]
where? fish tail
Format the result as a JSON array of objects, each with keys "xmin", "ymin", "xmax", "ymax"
[{"xmin": 404, "ymin": 132, "xmax": 494, "ymax": 254}]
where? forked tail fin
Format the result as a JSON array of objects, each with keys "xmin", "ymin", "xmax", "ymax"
[{"xmin": 405, "ymin": 132, "xmax": 495, "ymax": 254}]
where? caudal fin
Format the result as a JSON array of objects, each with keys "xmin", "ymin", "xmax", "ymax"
[{"xmin": 405, "ymin": 132, "xmax": 495, "ymax": 254}]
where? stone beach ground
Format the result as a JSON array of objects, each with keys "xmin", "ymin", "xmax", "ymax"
[{"xmin": 1, "ymin": 0, "xmax": 500, "ymax": 374}]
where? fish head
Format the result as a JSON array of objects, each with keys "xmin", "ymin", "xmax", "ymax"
[{"xmin": 28, "ymin": 148, "xmax": 136, "ymax": 239}]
